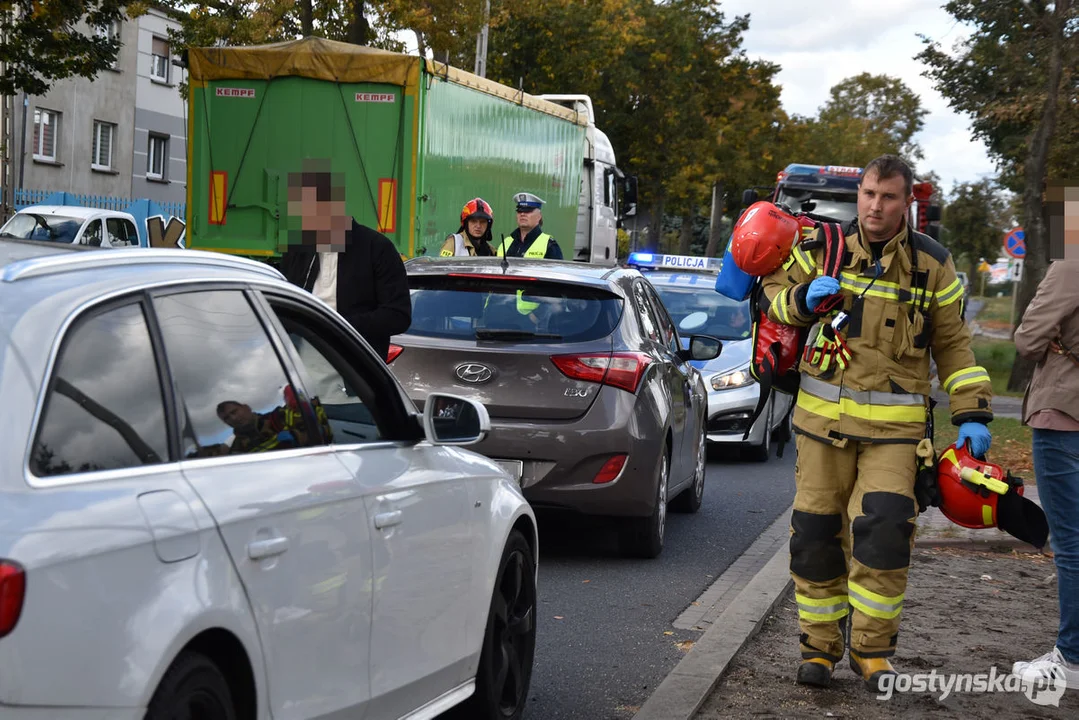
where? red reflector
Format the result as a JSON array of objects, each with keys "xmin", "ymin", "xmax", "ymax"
[
  {"xmin": 593, "ymin": 454, "xmax": 628, "ymax": 484},
  {"xmin": 386, "ymin": 344, "xmax": 403, "ymax": 363},
  {"xmin": 446, "ymin": 273, "xmax": 538, "ymax": 281},
  {"xmin": 0, "ymin": 561, "xmax": 26, "ymax": 639}
]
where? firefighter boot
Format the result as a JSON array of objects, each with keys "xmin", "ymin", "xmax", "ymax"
[
  {"xmin": 796, "ymin": 657, "xmax": 834, "ymax": 688},
  {"xmin": 849, "ymin": 651, "xmax": 897, "ymax": 693}
]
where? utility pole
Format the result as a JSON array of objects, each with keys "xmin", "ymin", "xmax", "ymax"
[
  {"xmin": 0, "ymin": 8, "xmax": 11, "ymax": 223},
  {"xmin": 474, "ymin": 0, "xmax": 490, "ymax": 77}
]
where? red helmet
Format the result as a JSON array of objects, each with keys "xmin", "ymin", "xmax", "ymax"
[
  {"xmin": 937, "ymin": 442, "xmax": 1048, "ymax": 547},
  {"xmin": 461, "ymin": 198, "xmax": 493, "ymax": 225},
  {"xmin": 730, "ymin": 201, "xmax": 800, "ymax": 275}
]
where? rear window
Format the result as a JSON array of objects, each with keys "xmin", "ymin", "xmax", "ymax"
[{"xmin": 407, "ymin": 275, "xmax": 624, "ymax": 342}]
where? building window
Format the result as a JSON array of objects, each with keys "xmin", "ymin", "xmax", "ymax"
[
  {"xmin": 151, "ymin": 36, "xmax": 169, "ymax": 83},
  {"xmin": 33, "ymin": 108, "xmax": 58, "ymax": 162},
  {"xmin": 97, "ymin": 19, "xmax": 121, "ymax": 69},
  {"xmin": 148, "ymin": 134, "xmax": 168, "ymax": 180},
  {"xmin": 92, "ymin": 121, "xmax": 115, "ymax": 171}
]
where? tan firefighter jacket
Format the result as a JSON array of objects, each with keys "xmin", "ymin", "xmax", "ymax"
[{"xmin": 762, "ymin": 220, "xmax": 993, "ymax": 445}]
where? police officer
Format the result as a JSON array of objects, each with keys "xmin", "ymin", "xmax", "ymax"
[
  {"xmin": 496, "ymin": 192, "xmax": 563, "ymax": 259},
  {"xmin": 762, "ymin": 154, "xmax": 993, "ymax": 692}
]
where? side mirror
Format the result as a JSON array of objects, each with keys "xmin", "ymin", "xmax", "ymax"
[
  {"xmin": 422, "ymin": 393, "xmax": 491, "ymax": 446},
  {"xmin": 679, "ymin": 335, "xmax": 722, "ymax": 362},
  {"xmin": 621, "ymin": 175, "xmax": 638, "ymax": 218},
  {"xmin": 741, "ymin": 189, "xmax": 759, "ymax": 206},
  {"xmin": 926, "ymin": 204, "xmax": 942, "ymax": 222}
]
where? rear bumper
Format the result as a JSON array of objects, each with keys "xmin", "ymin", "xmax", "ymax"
[{"xmin": 473, "ymin": 386, "xmax": 665, "ymax": 518}]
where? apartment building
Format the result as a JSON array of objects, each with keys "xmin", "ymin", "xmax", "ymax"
[{"xmin": 16, "ymin": 6, "xmax": 187, "ymax": 204}]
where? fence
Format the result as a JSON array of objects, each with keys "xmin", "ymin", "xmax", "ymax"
[{"xmin": 3, "ymin": 187, "xmax": 186, "ymax": 221}]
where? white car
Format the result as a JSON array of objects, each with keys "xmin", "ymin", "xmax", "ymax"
[
  {"xmin": 0, "ymin": 205, "xmax": 141, "ymax": 247},
  {"xmin": 0, "ymin": 240, "xmax": 538, "ymax": 720}
]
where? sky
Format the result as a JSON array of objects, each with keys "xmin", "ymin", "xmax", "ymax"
[{"xmin": 720, "ymin": 0, "xmax": 999, "ymax": 193}]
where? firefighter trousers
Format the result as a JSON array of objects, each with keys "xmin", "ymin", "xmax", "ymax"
[{"xmin": 790, "ymin": 433, "xmax": 918, "ymax": 662}]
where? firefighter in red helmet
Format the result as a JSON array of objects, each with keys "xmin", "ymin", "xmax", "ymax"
[{"xmin": 440, "ymin": 198, "xmax": 495, "ymax": 257}]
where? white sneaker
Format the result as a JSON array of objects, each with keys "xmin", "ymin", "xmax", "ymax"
[{"xmin": 1012, "ymin": 647, "xmax": 1079, "ymax": 690}]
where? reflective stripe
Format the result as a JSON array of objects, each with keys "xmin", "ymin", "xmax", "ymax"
[
  {"xmin": 982, "ymin": 504, "xmax": 994, "ymax": 526},
  {"xmin": 942, "ymin": 366, "xmax": 991, "ymax": 394},
  {"xmin": 773, "ymin": 287, "xmax": 793, "ymax": 324},
  {"xmin": 797, "ymin": 386, "xmax": 927, "ymax": 424},
  {"xmin": 848, "ymin": 581, "xmax": 903, "ymax": 620},
  {"xmin": 936, "ymin": 278, "xmax": 964, "ymax": 307},
  {"xmin": 800, "ymin": 375, "xmax": 926, "ymax": 407},
  {"xmin": 793, "ymin": 245, "xmax": 815, "ymax": 275},
  {"xmin": 796, "ymin": 593, "xmax": 849, "ymax": 622},
  {"xmin": 782, "ymin": 253, "xmax": 798, "ymax": 271}
]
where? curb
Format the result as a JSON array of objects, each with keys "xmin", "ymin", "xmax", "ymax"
[{"xmin": 633, "ymin": 541, "xmax": 792, "ymax": 720}]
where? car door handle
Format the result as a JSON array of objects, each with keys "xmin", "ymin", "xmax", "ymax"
[
  {"xmin": 374, "ymin": 510, "xmax": 403, "ymax": 529},
  {"xmin": 247, "ymin": 537, "xmax": 289, "ymax": 560}
]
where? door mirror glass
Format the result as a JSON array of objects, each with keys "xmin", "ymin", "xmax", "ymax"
[
  {"xmin": 621, "ymin": 175, "xmax": 638, "ymax": 218},
  {"xmin": 423, "ymin": 393, "xmax": 490, "ymax": 446},
  {"xmin": 741, "ymin": 189, "xmax": 759, "ymax": 206},
  {"xmin": 689, "ymin": 335, "xmax": 722, "ymax": 361},
  {"xmin": 926, "ymin": 204, "xmax": 942, "ymax": 222}
]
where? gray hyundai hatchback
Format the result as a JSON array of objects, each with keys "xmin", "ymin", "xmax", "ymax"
[{"xmin": 389, "ymin": 258, "xmax": 721, "ymax": 558}]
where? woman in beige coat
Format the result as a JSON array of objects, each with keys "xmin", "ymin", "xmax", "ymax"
[{"xmin": 1011, "ymin": 259, "xmax": 1079, "ymax": 687}]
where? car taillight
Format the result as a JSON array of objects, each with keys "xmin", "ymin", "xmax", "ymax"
[
  {"xmin": 550, "ymin": 352, "xmax": 651, "ymax": 394},
  {"xmin": 387, "ymin": 344, "xmax": 403, "ymax": 363},
  {"xmin": 593, "ymin": 454, "xmax": 628, "ymax": 484},
  {"xmin": 0, "ymin": 561, "xmax": 25, "ymax": 639}
]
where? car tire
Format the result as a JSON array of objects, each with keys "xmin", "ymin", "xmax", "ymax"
[
  {"xmin": 145, "ymin": 650, "xmax": 236, "ymax": 720},
  {"xmin": 744, "ymin": 395, "xmax": 773, "ymax": 463},
  {"xmin": 621, "ymin": 445, "xmax": 669, "ymax": 558},
  {"xmin": 465, "ymin": 529, "xmax": 537, "ymax": 720},
  {"xmin": 672, "ymin": 428, "xmax": 705, "ymax": 514}
]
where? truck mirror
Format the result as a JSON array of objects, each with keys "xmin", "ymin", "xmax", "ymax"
[
  {"xmin": 927, "ymin": 222, "xmax": 942, "ymax": 240},
  {"xmin": 621, "ymin": 176, "xmax": 638, "ymax": 218},
  {"xmin": 741, "ymin": 188, "xmax": 758, "ymax": 206},
  {"xmin": 926, "ymin": 204, "xmax": 942, "ymax": 222}
]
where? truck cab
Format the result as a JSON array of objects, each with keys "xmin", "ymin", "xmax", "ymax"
[{"xmin": 539, "ymin": 94, "xmax": 634, "ymax": 265}]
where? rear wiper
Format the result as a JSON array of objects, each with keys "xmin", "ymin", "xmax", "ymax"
[{"xmin": 474, "ymin": 329, "xmax": 562, "ymax": 341}]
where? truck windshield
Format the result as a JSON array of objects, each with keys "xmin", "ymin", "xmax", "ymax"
[
  {"xmin": 776, "ymin": 189, "xmax": 858, "ymax": 224},
  {"xmin": 0, "ymin": 213, "xmax": 81, "ymax": 243}
]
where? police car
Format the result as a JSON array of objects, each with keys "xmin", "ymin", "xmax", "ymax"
[{"xmin": 629, "ymin": 252, "xmax": 792, "ymax": 461}]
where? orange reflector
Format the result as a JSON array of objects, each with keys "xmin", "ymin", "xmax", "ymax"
[
  {"xmin": 378, "ymin": 178, "xmax": 397, "ymax": 233},
  {"xmin": 593, "ymin": 454, "xmax": 628, "ymax": 484},
  {"xmin": 209, "ymin": 171, "xmax": 227, "ymax": 225}
]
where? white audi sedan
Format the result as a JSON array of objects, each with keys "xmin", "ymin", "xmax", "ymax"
[{"xmin": 0, "ymin": 238, "xmax": 538, "ymax": 720}]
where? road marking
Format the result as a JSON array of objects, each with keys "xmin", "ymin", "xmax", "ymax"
[{"xmin": 673, "ymin": 505, "xmax": 792, "ymax": 631}]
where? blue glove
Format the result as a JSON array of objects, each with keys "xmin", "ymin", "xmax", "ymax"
[
  {"xmin": 805, "ymin": 276, "xmax": 841, "ymax": 312},
  {"xmin": 957, "ymin": 422, "xmax": 992, "ymax": 459}
]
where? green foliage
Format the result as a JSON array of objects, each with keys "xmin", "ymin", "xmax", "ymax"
[
  {"xmin": 0, "ymin": 0, "xmax": 147, "ymax": 95},
  {"xmin": 941, "ymin": 179, "xmax": 1008, "ymax": 278}
]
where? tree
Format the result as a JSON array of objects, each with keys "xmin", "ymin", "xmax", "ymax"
[
  {"xmin": 941, "ymin": 179, "xmax": 1008, "ymax": 282},
  {"xmin": 918, "ymin": 0, "xmax": 1078, "ymax": 391},
  {"xmin": 0, "ymin": 0, "xmax": 147, "ymax": 95},
  {"xmin": 817, "ymin": 73, "xmax": 929, "ymax": 161},
  {"xmin": 378, "ymin": 0, "xmax": 487, "ymax": 61}
]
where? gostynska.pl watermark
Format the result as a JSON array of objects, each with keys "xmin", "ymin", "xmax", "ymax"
[{"xmin": 877, "ymin": 666, "xmax": 1066, "ymax": 706}]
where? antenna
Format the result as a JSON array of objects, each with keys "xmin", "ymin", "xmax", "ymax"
[{"xmin": 500, "ymin": 233, "xmax": 510, "ymax": 274}]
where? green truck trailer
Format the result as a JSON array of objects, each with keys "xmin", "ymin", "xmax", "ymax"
[{"xmin": 186, "ymin": 37, "xmax": 629, "ymax": 261}]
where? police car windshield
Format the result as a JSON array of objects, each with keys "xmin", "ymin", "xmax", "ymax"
[
  {"xmin": 776, "ymin": 189, "xmax": 857, "ymax": 224},
  {"xmin": 651, "ymin": 283, "xmax": 752, "ymax": 341}
]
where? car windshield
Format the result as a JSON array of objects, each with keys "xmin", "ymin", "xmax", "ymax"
[
  {"xmin": 0, "ymin": 213, "xmax": 81, "ymax": 243},
  {"xmin": 776, "ymin": 188, "xmax": 858, "ymax": 224},
  {"xmin": 652, "ymin": 284, "xmax": 752, "ymax": 340},
  {"xmin": 407, "ymin": 275, "xmax": 624, "ymax": 343}
]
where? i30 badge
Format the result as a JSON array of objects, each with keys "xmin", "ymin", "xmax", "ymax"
[{"xmin": 455, "ymin": 362, "xmax": 495, "ymax": 384}]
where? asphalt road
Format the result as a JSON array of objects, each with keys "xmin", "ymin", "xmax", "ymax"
[{"xmin": 518, "ymin": 445, "xmax": 795, "ymax": 720}]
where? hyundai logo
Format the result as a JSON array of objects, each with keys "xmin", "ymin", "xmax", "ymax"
[{"xmin": 455, "ymin": 362, "xmax": 495, "ymax": 384}]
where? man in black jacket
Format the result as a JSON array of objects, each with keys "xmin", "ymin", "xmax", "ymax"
[{"xmin": 278, "ymin": 168, "xmax": 411, "ymax": 362}]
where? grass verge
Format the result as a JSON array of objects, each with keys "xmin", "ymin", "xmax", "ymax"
[
  {"xmin": 970, "ymin": 337, "xmax": 1024, "ymax": 397},
  {"xmin": 973, "ymin": 294, "xmax": 1013, "ymax": 327},
  {"xmin": 933, "ymin": 406, "xmax": 1033, "ymax": 480}
]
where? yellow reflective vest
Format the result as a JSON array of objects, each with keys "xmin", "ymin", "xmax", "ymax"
[{"xmin": 762, "ymin": 221, "xmax": 992, "ymax": 446}]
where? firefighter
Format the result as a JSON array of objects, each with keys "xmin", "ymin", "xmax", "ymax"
[
  {"xmin": 761, "ymin": 155, "xmax": 993, "ymax": 691},
  {"xmin": 496, "ymin": 192, "xmax": 564, "ymax": 259},
  {"xmin": 440, "ymin": 197, "xmax": 496, "ymax": 256}
]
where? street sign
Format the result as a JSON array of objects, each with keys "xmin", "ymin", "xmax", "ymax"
[
  {"xmin": 1004, "ymin": 227, "xmax": 1026, "ymax": 259},
  {"xmin": 1008, "ymin": 258, "xmax": 1023, "ymax": 282},
  {"xmin": 977, "ymin": 260, "xmax": 992, "ymax": 273}
]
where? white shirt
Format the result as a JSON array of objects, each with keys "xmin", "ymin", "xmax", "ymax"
[{"xmin": 312, "ymin": 251, "xmax": 338, "ymax": 311}]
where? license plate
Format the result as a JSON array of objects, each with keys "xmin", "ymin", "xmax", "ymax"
[{"xmin": 494, "ymin": 459, "xmax": 523, "ymax": 482}]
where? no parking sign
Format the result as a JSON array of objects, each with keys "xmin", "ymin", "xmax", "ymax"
[{"xmin": 1004, "ymin": 227, "xmax": 1026, "ymax": 259}]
